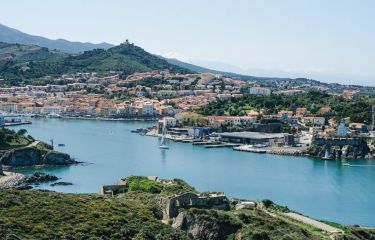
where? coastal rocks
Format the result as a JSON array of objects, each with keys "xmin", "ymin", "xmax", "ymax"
[
  {"xmin": 0, "ymin": 146, "xmax": 76, "ymax": 168},
  {"xmin": 50, "ymin": 182, "xmax": 73, "ymax": 187},
  {"xmin": 308, "ymin": 142, "xmax": 371, "ymax": 159},
  {"xmin": 25, "ymin": 172, "xmax": 59, "ymax": 184},
  {"xmin": 0, "ymin": 172, "xmax": 60, "ymax": 189},
  {"xmin": 43, "ymin": 151, "xmax": 74, "ymax": 165}
]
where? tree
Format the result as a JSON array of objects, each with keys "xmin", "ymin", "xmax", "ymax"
[{"xmin": 17, "ymin": 129, "xmax": 27, "ymax": 136}]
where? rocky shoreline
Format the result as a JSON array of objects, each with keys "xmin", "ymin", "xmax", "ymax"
[
  {"xmin": 0, "ymin": 171, "xmax": 71, "ymax": 189},
  {"xmin": 0, "ymin": 171, "xmax": 27, "ymax": 189}
]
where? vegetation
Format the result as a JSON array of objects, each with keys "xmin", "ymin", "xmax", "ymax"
[
  {"xmin": 0, "ymin": 190, "xmax": 188, "ymax": 240},
  {"xmin": 125, "ymin": 176, "xmax": 195, "ymax": 195},
  {"xmin": 0, "ymin": 41, "xmax": 192, "ymax": 86},
  {"xmin": 196, "ymin": 91, "xmax": 375, "ymax": 123},
  {"xmin": 0, "ymin": 127, "xmax": 33, "ymax": 150}
]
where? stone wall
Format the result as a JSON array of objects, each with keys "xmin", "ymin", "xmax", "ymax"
[{"xmin": 160, "ymin": 192, "xmax": 230, "ymax": 221}]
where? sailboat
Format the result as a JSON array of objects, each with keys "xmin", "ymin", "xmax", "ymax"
[
  {"xmin": 159, "ymin": 118, "xmax": 169, "ymax": 149},
  {"xmin": 322, "ymin": 148, "xmax": 332, "ymax": 160}
]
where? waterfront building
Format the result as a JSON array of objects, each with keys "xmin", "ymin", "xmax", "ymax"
[
  {"xmin": 249, "ymin": 87, "xmax": 271, "ymax": 96},
  {"xmin": 218, "ymin": 132, "xmax": 285, "ymax": 146},
  {"xmin": 337, "ymin": 120, "xmax": 347, "ymax": 136}
]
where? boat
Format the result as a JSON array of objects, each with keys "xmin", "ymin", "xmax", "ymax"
[
  {"xmin": 58, "ymin": 144, "xmax": 65, "ymax": 147},
  {"xmin": 46, "ymin": 113, "xmax": 61, "ymax": 118},
  {"xmin": 159, "ymin": 118, "xmax": 169, "ymax": 149},
  {"xmin": 343, "ymin": 163, "xmax": 351, "ymax": 166}
]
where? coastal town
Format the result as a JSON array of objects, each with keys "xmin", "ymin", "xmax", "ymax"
[{"xmin": 0, "ymin": 70, "xmax": 374, "ymax": 160}]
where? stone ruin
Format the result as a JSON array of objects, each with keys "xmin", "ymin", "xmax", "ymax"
[{"xmin": 159, "ymin": 192, "xmax": 230, "ymax": 221}]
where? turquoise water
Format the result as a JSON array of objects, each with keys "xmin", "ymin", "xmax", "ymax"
[{"xmin": 9, "ymin": 118, "xmax": 375, "ymax": 227}]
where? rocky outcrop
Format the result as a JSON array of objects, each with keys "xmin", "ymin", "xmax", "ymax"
[
  {"xmin": 0, "ymin": 146, "xmax": 76, "ymax": 168},
  {"xmin": 50, "ymin": 182, "xmax": 73, "ymax": 187},
  {"xmin": 25, "ymin": 172, "xmax": 59, "ymax": 184},
  {"xmin": 172, "ymin": 210, "xmax": 241, "ymax": 240}
]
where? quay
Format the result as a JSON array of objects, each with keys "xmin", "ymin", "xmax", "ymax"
[{"xmin": 205, "ymin": 143, "xmax": 240, "ymax": 148}]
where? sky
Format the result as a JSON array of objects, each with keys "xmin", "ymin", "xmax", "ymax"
[{"xmin": 1, "ymin": 0, "xmax": 375, "ymax": 86}]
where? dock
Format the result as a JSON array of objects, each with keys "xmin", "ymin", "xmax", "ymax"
[{"xmin": 205, "ymin": 143, "xmax": 241, "ymax": 148}]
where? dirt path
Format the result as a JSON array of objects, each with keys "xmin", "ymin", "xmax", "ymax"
[{"xmin": 284, "ymin": 212, "xmax": 343, "ymax": 234}]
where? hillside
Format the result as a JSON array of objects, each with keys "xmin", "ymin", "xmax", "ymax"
[
  {"xmin": 0, "ymin": 41, "xmax": 192, "ymax": 85},
  {"xmin": 196, "ymin": 90, "xmax": 375, "ymax": 123},
  {"xmin": 0, "ymin": 23, "xmax": 113, "ymax": 54},
  {"xmin": 0, "ymin": 176, "xmax": 373, "ymax": 239}
]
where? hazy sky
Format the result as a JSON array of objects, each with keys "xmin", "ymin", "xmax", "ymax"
[{"xmin": 1, "ymin": 0, "xmax": 375, "ymax": 85}]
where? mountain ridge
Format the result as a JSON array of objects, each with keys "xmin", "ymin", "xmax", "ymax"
[
  {"xmin": 0, "ymin": 23, "xmax": 113, "ymax": 54},
  {"xmin": 0, "ymin": 41, "xmax": 191, "ymax": 85}
]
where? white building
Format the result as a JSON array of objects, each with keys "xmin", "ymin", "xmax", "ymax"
[
  {"xmin": 249, "ymin": 87, "xmax": 271, "ymax": 96},
  {"xmin": 141, "ymin": 103, "xmax": 155, "ymax": 116},
  {"xmin": 337, "ymin": 120, "xmax": 347, "ymax": 136}
]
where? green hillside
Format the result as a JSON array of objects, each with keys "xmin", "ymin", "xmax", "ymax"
[{"xmin": 0, "ymin": 41, "xmax": 191, "ymax": 86}]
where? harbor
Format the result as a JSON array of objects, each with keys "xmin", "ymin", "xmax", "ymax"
[{"xmin": 6, "ymin": 118, "xmax": 375, "ymax": 227}]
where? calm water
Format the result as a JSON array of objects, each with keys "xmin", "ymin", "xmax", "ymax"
[{"xmin": 9, "ymin": 118, "xmax": 375, "ymax": 227}]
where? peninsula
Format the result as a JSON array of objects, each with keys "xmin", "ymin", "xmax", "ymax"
[{"xmin": 0, "ymin": 127, "xmax": 76, "ymax": 188}]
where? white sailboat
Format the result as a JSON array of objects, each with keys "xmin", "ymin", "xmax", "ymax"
[{"xmin": 159, "ymin": 118, "xmax": 169, "ymax": 149}]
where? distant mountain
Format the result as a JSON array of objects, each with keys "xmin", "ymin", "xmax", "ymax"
[
  {"xmin": 0, "ymin": 42, "xmax": 66, "ymax": 62},
  {"xmin": 164, "ymin": 57, "xmax": 254, "ymax": 78},
  {"xmin": 0, "ymin": 23, "xmax": 113, "ymax": 54},
  {"xmin": 0, "ymin": 42, "xmax": 191, "ymax": 85},
  {"xmin": 164, "ymin": 57, "xmax": 339, "ymax": 88}
]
